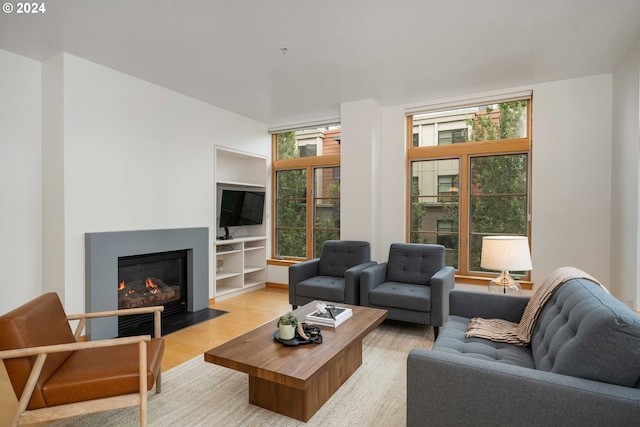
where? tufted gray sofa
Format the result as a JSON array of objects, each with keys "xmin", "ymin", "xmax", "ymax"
[
  {"xmin": 407, "ymin": 278, "xmax": 640, "ymax": 426},
  {"xmin": 289, "ymin": 240, "xmax": 375, "ymax": 308}
]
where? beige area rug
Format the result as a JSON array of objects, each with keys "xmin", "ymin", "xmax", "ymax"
[{"xmin": 50, "ymin": 321, "xmax": 433, "ymax": 427}]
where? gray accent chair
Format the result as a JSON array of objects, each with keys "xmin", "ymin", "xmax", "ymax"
[
  {"xmin": 407, "ymin": 278, "xmax": 640, "ymax": 426},
  {"xmin": 360, "ymin": 243, "xmax": 455, "ymax": 338},
  {"xmin": 289, "ymin": 240, "xmax": 375, "ymax": 308}
]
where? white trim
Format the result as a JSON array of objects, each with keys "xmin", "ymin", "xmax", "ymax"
[
  {"xmin": 405, "ymin": 90, "xmax": 532, "ymax": 116},
  {"xmin": 268, "ymin": 116, "xmax": 341, "ymax": 134}
]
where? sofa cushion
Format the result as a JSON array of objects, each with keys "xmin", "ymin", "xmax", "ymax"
[
  {"xmin": 434, "ymin": 315, "xmax": 535, "ymax": 368},
  {"xmin": 531, "ymin": 278, "xmax": 640, "ymax": 388},
  {"xmin": 42, "ymin": 338, "xmax": 164, "ymax": 407},
  {"xmin": 317, "ymin": 240, "xmax": 370, "ymax": 277},
  {"xmin": 369, "ymin": 282, "xmax": 431, "ymax": 312},
  {"xmin": 297, "ymin": 276, "xmax": 345, "ymax": 302},
  {"xmin": 386, "ymin": 243, "xmax": 444, "ymax": 285}
]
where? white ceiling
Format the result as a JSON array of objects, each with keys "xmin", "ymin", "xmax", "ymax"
[{"xmin": 2, "ymin": 0, "xmax": 640, "ymax": 125}]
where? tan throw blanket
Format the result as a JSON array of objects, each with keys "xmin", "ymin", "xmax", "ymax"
[{"xmin": 465, "ymin": 266, "xmax": 606, "ymax": 346}]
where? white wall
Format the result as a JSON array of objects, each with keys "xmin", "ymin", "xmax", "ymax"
[
  {"xmin": 0, "ymin": 50, "xmax": 42, "ymax": 314},
  {"xmin": 42, "ymin": 54, "xmax": 66, "ymax": 302},
  {"xmin": 379, "ymin": 105, "xmax": 408, "ymax": 261},
  {"xmin": 340, "ymin": 99, "xmax": 385, "ymax": 260},
  {"xmin": 611, "ymin": 39, "xmax": 640, "ymax": 309},
  {"xmin": 530, "ymin": 74, "xmax": 612, "ymax": 287}
]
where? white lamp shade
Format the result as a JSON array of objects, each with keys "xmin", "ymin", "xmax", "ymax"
[{"xmin": 481, "ymin": 236, "xmax": 532, "ymax": 271}]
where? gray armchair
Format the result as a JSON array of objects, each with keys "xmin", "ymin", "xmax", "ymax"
[
  {"xmin": 289, "ymin": 240, "xmax": 375, "ymax": 308},
  {"xmin": 360, "ymin": 243, "xmax": 454, "ymax": 338}
]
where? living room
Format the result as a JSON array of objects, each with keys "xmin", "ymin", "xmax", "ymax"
[{"xmin": 1, "ymin": 1, "xmax": 640, "ymax": 425}]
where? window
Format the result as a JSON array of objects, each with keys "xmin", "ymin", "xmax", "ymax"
[
  {"xmin": 273, "ymin": 126, "xmax": 341, "ymax": 259},
  {"xmin": 438, "ymin": 129, "xmax": 466, "ymax": 145},
  {"xmin": 298, "ymin": 144, "xmax": 317, "ymax": 157},
  {"xmin": 408, "ymin": 97, "xmax": 531, "ymax": 285},
  {"xmin": 438, "ymin": 174, "xmax": 459, "ymax": 196}
]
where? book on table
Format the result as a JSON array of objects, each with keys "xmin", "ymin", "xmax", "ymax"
[{"xmin": 305, "ymin": 305, "xmax": 353, "ymax": 328}]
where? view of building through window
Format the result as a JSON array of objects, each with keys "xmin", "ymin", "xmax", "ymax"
[
  {"xmin": 273, "ymin": 126, "xmax": 341, "ymax": 259},
  {"xmin": 409, "ymin": 99, "xmax": 531, "ymax": 280}
]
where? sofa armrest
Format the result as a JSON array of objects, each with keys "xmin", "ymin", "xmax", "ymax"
[
  {"xmin": 0, "ymin": 335, "xmax": 152, "ymax": 360},
  {"xmin": 429, "ymin": 266, "xmax": 455, "ymax": 326},
  {"xmin": 344, "ymin": 261, "xmax": 377, "ymax": 305},
  {"xmin": 360, "ymin": 262, "xmax": 388, "ymax": 307},
  {"xmin": 288, "ymin": 259, "xmax": 320, "ymax": 306},
  {"xmin": 407, "ymin": 348, "xmax": 640, "ymax": 426},
  {"xmin": 449, "ymin": 289, "xmax": 529, "ymax": 322}
]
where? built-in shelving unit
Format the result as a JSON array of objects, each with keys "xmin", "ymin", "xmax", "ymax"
[
  {"xmin": 214, "ymin": 146, "xmax": 268, "ymax": 300},
  {"xmin": 215, "ymin": 236, "xmax": 267, "ymax": 298}
]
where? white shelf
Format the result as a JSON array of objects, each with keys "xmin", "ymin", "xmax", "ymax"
[
  {"xmin": 214, "ymin": 146, "xmax": 268, "ymax": 299},
  {"xmin": 217, "ymin": 179, "xmax": 265, "ymax": 188},
  {"xmin": 215, "ymin": 147, "xmax": 267, "ymax": 189},
  {"xmin": 217, "ymin": 249, "xmax": 242, "ymax": 255},
  {"xmin": 216, "ymin": 272, "xmax": 242, "ymax": 280},
  {"xmin": 214, "ymin": 237, "xmax": 266, "ymax": 298}
]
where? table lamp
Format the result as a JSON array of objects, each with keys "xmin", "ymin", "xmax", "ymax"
[{"xmin": 481, "ymin": 236, "xmax": 532, "ymax": 294}]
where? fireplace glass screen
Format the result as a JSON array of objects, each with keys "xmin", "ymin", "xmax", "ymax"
[{"xmin": 118, "ymin": 250, "xmax": 188, "ymax": 335}]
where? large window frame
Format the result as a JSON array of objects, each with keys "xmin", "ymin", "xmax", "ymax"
[
  {"xmin": 271, "ymin": 130, "xmax": 341, "ymax": 261},
  {"xmin": 407, "ymin": 97, "xmax": 532, "ymax": 288}
]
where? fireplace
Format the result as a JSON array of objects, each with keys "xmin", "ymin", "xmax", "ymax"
[
  {"xmin": 85, "ymin": 227, "xmax": 210, "ymax": 340},
  {"xmin": 117, "ymin": 250, "xmax": 188, "ymax": 336}
]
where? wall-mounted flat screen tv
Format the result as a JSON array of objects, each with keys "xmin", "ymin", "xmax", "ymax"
[{"xmin": 219, "ymin": 189, "xmax": 265, "ymax": 228}]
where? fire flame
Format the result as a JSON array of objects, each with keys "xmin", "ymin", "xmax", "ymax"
[
  {"xmin": 118, "ymin": 281, "xmax": 125, "ymax": 291},
  {"xmin": 146, "ymin": 277, "xmax": 159, "ymax": 294}
]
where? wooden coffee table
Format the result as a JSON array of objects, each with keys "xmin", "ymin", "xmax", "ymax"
[{"xmin": 204, "ymin": 301, "xmax": 387, "ymax": 421}]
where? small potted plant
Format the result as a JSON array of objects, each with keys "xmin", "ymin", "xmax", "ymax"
[{"xmin": 277, "ymin": 311, "xmax": 298, "ymax": 340}]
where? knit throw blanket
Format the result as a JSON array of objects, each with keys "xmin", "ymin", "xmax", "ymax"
[{"xmin": 465, "ymin": 266, "xmax": 606, "ymax": 346}]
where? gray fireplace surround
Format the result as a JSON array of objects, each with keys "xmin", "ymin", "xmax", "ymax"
[{"xmin": 85, "ymin": 227, "xmax": 209, "ymax": 339}]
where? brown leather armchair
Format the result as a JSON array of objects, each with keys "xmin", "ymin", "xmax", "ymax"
[{"xmin": 0, "ymin": 293, "xmax": 164, "ymax": 427}]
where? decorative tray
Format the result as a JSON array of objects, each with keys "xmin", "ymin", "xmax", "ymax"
[{"xmin": 273, "ymin": 330, "xmax": 313, "ymax": 346}]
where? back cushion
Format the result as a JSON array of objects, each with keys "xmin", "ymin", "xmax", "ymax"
[
  {"xmin": 386, "ymin": 243, "xmax": 444, "ymax": 285},
  {"xmin": 531, "ymin": 279, "xmax": 640, "ymax": 388},
  {"xmin": 0, "ymin": 293, "xmax": 76, "ymax": 408},
  {"xmin": 318, "ymin": 240, "xmax": 371, "ymax": 277}
]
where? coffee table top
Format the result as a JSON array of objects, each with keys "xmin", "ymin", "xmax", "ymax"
[{"xmin": 204, "ymin": 301, "xmax": 387, "ymax": 389}]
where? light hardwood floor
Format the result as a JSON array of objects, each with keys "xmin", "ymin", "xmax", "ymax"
[{"xmin": 0, "ymin": 286, "xmax": 291, "ymax": 426}]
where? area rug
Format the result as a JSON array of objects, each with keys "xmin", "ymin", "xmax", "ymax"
[{"xmin": 50, "ymin": 321, "xmax": 434, "ymax": 426}]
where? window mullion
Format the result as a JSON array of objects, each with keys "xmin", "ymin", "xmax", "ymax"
[
  {"xmin": 306, "ymin": 166, "xmax": 314, "ymax": 259},
  {"xmin": 458, "ymin": 154, "xmax": 470, "ymax": 275}
]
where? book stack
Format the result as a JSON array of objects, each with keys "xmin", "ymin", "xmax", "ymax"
[{"xmin": 305, "ymin": 304, "xmax": 353, "ymax": 328}]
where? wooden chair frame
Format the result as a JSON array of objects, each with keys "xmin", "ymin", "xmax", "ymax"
[{"xmin": 0, "ymin": 305, "xmax": 163, "ymax": 427}]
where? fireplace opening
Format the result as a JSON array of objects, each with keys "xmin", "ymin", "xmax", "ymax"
[{"xmin": 118, "ymin": 250, "xmax": 188, "ymax": 336}]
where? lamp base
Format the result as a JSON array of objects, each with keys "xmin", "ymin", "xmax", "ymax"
[{"xmin": 488, "ymin": 270, "xmax": 521, "ymax": 295}]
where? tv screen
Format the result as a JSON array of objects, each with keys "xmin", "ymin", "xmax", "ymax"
[{"xmin": 219, "ymin": 189, "xmax": 265, "ymax": 227}]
